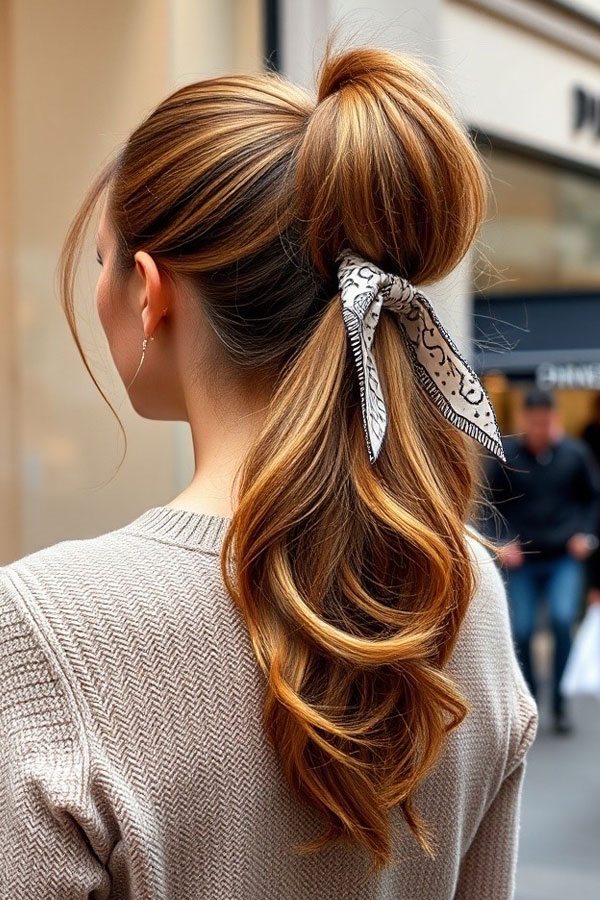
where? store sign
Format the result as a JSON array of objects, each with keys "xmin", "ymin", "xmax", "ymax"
[
  {"xmin": 573, "ymin": 86, "xmax": 600, "ymax": 137},
  {"xmin": 445, "ymin": 4, "xmax": 600, "ymax": 168},
  {"xmin": 537, "ymin": 361, "xmax": 600, "ymax": 389}
]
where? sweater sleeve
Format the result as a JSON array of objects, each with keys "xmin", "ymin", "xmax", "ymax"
[
  {"xmin": 453, "ymin": 685, "xmax": 538, "ymax": 900},
  {"xmin": 0, "ymin": 569, "xmax": 110, "ymax": 898}
]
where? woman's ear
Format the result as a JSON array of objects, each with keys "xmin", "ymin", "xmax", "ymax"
[{"xmin": 133, "ymin": 250, "xmax": 166, "ymax": 337}]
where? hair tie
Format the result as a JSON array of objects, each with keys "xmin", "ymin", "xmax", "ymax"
[{"xmin": 336, "ymin": 248, "xmax": 506, "ymax": 465}]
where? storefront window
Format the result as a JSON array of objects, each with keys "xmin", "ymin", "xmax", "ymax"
[{"xmin": 474, "ymin": 147, "xmax": 600, "ymax": 294}]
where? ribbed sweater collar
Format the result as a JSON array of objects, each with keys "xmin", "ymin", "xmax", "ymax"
[{"xmin": 121, "ymin": 506, "xmax": 232, "ymax": 554}]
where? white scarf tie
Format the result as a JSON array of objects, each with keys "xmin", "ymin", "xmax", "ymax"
[{"xmin": 336, "ymin": 248, "xmax": 506, "ymax": 465}]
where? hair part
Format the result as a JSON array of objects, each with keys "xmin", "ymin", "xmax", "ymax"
[{"xmin": 58, "ymin": 33, "xmax": 496, "ymax": 872}]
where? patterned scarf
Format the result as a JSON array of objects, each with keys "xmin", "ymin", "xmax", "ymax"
[{"xmin": 337, "ymin": 248, "xmax": 505, "ymax": 464}]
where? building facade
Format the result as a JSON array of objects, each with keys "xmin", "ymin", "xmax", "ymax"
[
  {"xmin": 3, "ymin": 0, "xmax": 600, "ymax": 559},
  {"xmin": 0, "ymin": 0, "xmax": 264, "ymax": 561},
  {"xmin": 441, "ymin": 1, "xmax": 600, "ymax": 437}
]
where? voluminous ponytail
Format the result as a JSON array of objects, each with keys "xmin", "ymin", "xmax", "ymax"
[
  {"xmin": 59, "ymin": 33, "xmax": 489, "ymax": 873},
  {"xmin": 296, "ymin": 41, "xmax": 486, "ymax": 284},
  {"xmin": 222, "ymin": 41, "xmax": 487, "ymax": 870}
]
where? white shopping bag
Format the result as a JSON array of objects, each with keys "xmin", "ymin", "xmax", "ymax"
[{"xmin": 560, "ymin": 604, "xmax": 600, "ymax": 700}]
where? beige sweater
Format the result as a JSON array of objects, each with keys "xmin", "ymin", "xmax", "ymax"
[{"xmin": 0, "ymin": 505, "xmax": 538, "ymax": 899}]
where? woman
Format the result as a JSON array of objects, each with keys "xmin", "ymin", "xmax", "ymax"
[{"xmin": 0, "ymin": 40, "xmax": 537, "ymax": 899}]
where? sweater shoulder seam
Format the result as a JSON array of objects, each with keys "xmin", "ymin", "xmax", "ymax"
[{"xmin": 0, "ymin": 565, "xmax": 92, "ymax": 792}]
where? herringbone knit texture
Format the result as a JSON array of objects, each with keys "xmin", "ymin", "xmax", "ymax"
[{"xmin": 0, "ymin": 506, "xmax": 538, "ymax": 899}]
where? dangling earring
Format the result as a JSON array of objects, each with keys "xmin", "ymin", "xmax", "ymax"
[
  {"xmin": 125, "ymin": 334, "xmax": 155, "ymax": 392},
  {"xmin": 124, "ymin": 308, "xmax": 167, "ymax": 393}
]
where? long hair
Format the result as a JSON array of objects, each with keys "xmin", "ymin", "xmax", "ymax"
[{"xmin": 58, "ymin": 36, "xmax": 492, "ymax": 872}]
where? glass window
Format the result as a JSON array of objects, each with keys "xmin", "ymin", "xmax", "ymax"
[{"xmin": 474, "ymin": 147, "xmax": 600, "ymax": 294}]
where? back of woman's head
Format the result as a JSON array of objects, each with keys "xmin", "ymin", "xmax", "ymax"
[{"xmin": 59, "ymin": 35, "xmax": 489, "ymax": 872}]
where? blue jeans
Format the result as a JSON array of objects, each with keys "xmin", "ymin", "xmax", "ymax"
[{"xmin": 505, "ymin": 554, "xmax": 585, "ymax": 716}]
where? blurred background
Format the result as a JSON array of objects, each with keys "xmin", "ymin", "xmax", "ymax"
[{"xmin": 1, "ymin": 2, "xmax": 600, "ymax": 898}]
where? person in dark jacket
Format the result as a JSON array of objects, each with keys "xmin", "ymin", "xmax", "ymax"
[
  {"xmin": 581, "ymin": 393, "xmax": 600, "ymax": 606},
  {"xmin": 483, "ymin": 387, "xmax": 600, "ymax": 734}
]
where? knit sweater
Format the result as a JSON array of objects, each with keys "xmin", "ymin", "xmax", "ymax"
[{"xmin": 0, "ymin": 505, "xmax": 538, "ymax": 900}]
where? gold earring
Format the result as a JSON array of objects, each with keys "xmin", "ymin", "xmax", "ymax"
[{"xmin": 126, "ymin": 333, "xmax": 154, "ymax": 392}]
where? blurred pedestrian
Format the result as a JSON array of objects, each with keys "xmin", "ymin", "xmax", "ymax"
[
  {"xmin": 581, "ymin": 392, "xmax": 600, "ymax": 462},
  {"xmin": 581, "ymin": 393, "xmax": 600, "ymax": 607},
  {"xmin": 483, "ymin": 387, "xmax": 600, "ymax": 734}
]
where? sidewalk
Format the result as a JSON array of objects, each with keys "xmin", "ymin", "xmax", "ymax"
[{"xmin": 515, "ymin": 632, "xmax": 600, "ymax": 900}]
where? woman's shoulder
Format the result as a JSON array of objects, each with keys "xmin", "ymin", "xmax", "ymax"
[
  {"xmin": 0, "ymin": 523, "xmax": 154, "ymax": 683},
  {"xmin": 0, "ymin": 523, "xmax": 141, "ymax": 614},
  {"xmin": 457, "ymin": 527, "xmax": 529, "ymax": 688},
  {"xmin": 464, "ymin": 526, "xmax": 504, "ymax": 600},
  {"xmin": 446, "ymin": 527, "xmax": 539, "ymax": 771},
  {"xmin": 0, "ymin": 529, "xmax": 131, "ymax": 684},
  {"xmin": 0, "ymin": 515, "xmax": 222, "ymax": 686},
  {"xmin": 462, "ymin": 526, "xmax": 514, "ymax": 644},
  {"xmin": 0, "ymin": 509, "xmax": 206, "ymax": 606}
]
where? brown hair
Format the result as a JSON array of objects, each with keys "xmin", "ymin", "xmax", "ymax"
[{"xmin": 58, "ymin": 36, "xmax": 491, "ymax": 872}]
